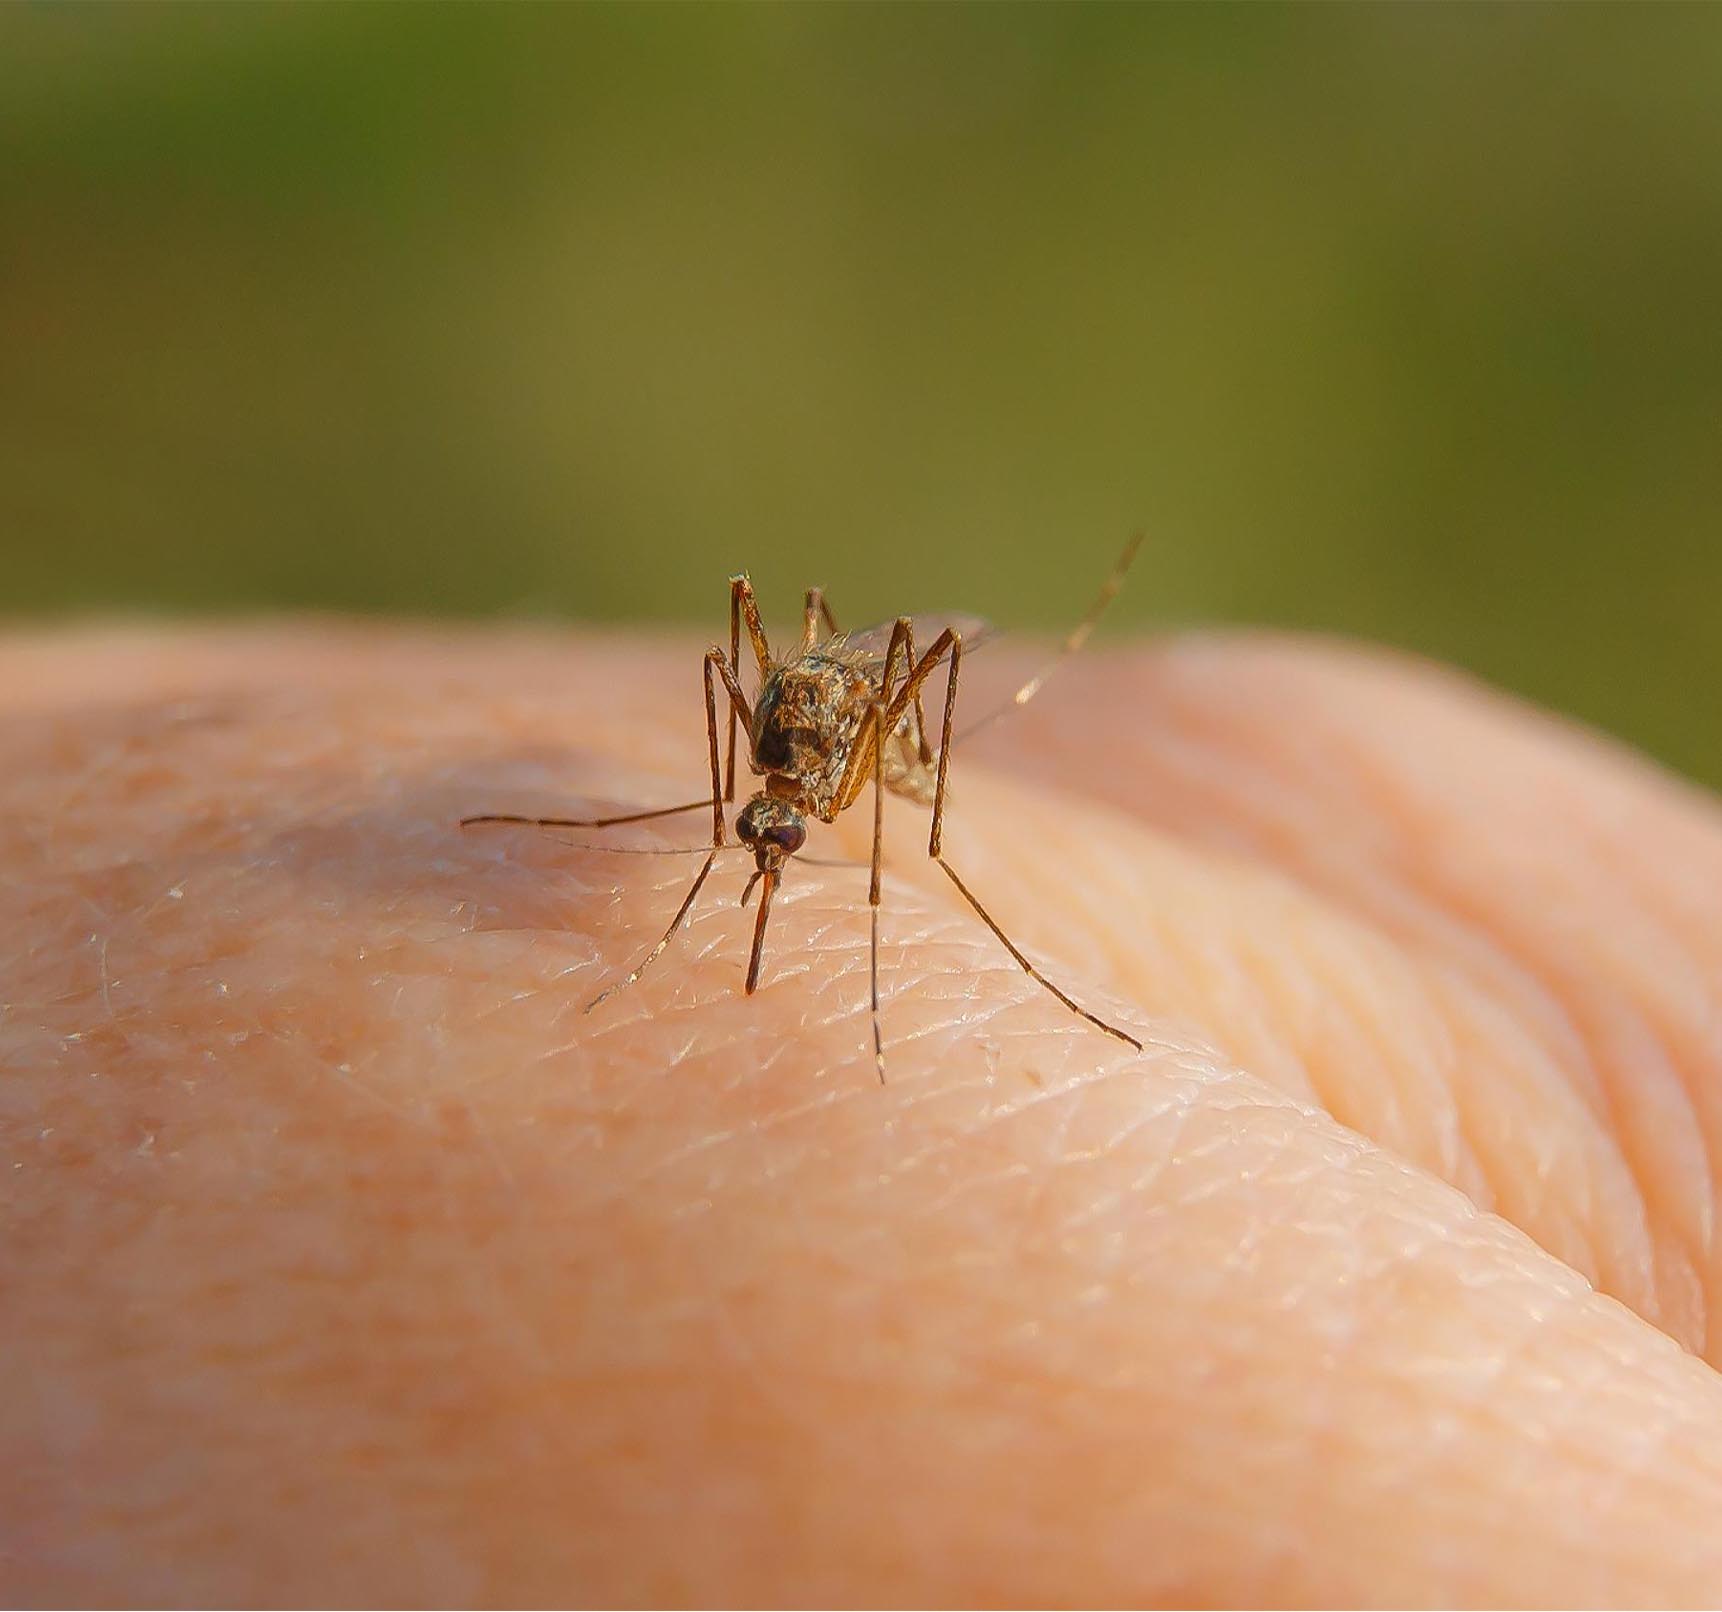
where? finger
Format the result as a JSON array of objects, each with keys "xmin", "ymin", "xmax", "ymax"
[{"xmin": 4, "ymin": 623, "xmax": 1722, "ymax": 1606}]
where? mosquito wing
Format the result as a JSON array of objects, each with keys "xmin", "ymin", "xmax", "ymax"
[{"xmin": 835, "ymin": 612, "xmax": 997, "ymax": 672}]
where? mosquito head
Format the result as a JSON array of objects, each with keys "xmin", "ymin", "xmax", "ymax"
[{"xmin": 735, "ymin": 794, "xmax": 806, "ymax": 874}]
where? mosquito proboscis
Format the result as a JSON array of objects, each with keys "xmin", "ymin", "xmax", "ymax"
[{"xmin": 461, "ymin": 533, "xmax": 1145, "ymax": 1080}]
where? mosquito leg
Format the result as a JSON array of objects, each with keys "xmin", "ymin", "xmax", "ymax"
[
  {"xmin": 822, "ymin": 697, "xmax": 890, "ymax": 1072},
  {"xmin": 881, "ymin": 627, "xmax": 958, "ymax": 735},
  {"xmin": 581, "ymin": 648, "xmax": 740, "ymax": 1014},
  {"xmin": 905, "ymin": 621, "xmax": 932, "ymax": 764},
  {"xmin": 856, "ymin": 617, "xmax": 930, "ymax": 784},
  {"xmin": 874, "ymin": 617, "xmax": 932, "ymax": 766},
  {"xmin": 730, "ymin": 575, "xmax": 772, "ymax": 681},
  {"xmin": 955, "ymin": 530, "xmax": 1145, "ymax": 744},
  {"xmin": 803, "ymin": 588, "xmax": 840, "ymax": 650},
  {"xmin": 877, "ymin": 618, "xmax": 910, "ymax": 704},
  {"xmin": 868, "ymin": 699, "xmax": 888, "ymax": 1082},
  {"xmin": 906, "ymin": 628, "xmax": 1143, "ymax": 1052},
  {"xmin": 466, "ymin": 641, "xmax": 741, "ymax": 841},
  {"xmin": 707, "ymin": 648, "xmax": 754, "ymax": 749},
  {"xmin": 701, "ymin": 649, "xmax": 730, "ymax": 848},
  {"xmin": 928, "ymin": 632, "xmax": 961, "ymax": 857},
  {"xmin": 584, "ymin": 851, "xmax": 720, "ymax": 1015},
  {"xmin": 875, "ymin": 622, "xmax": 961, "ymax": 854},
  {"xmin": 833, "ymin": 683, "xmax": 885, "ymax": 812},
  {"xmin": 727, "ymin": 581, "xmax": 742, "ymax": 801},
  {"xmin": 460, "ymin": 800, "xmax": 714, "ymax": 832},
  {"xmin": 934, "ymin": 858, "xmax": 1142, "ymax": 1051},
  {"xmin": 728, "ymin": 576, "xmax": 772, "ymax": 801},
  {"xmin": 705, "ymin": 646, "xmax": 755, "ymax": 841},
  {"xmin": 468, "ymin": 641, "xmax": 749, "ymax": 843},
  {"xmin": 834, "ymin": 625, "xmax": 958, "ymax": 820}
]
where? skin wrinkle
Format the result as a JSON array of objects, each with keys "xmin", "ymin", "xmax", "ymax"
[
  {"xmin": 1076, "ymin": 675, "xmax": 1612, "ymax": 1213},
  {"xmin": 1428, "ymin": 975, "xmax": 1638, "ymax": 1309},
  {"xmin": 968, "ymin": 635, "xmax": 1722, "ymax": 1358},
  {"xmin": 1232, "ymin": 641, "xmax": 1722, "ymax": 1303},
  {"xmin": 1083, "ymin": 650, "xmax": 1625, "ymax": 1090},
  {"xmin": 1036, "ymin": 773, "xmax": 1662, "ymax": 1325},
  {"xmin": 1388, "ymin": 846, "xmax": 1714, "ymax": 1346},
  {"xmin": 1283, "ymin": 912, "xmax": 1451, "ymax": 1157},
  {"xmin": 9, "ymin": 624, "xmax": 1722, "ymax": 1601}
]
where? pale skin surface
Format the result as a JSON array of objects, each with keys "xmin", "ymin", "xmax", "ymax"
[{"xmin": 5, "ymin": 620, "xmax": 1722, "ymax": 1607}]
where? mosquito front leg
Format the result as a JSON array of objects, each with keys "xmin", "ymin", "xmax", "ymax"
[
  {"xmin": 866, "ymin": 699, "xmax": 888, "ymax": 1083},
  {"xmin": 728, "ymin": 575, "xmax": 772, "ymax": 800},
  {"xmin": 833, "ymin": 681, "xmax": 884, "ymax": 813},
  {"xmin": 705, "ymin": 646, "xmax": 753, "ymax": 840},
  {"xmin": 702, "ymin": 649, "xmax": 733, "ymax": 848},
  {"xmin": 583, "ymin": 647, "xmax": 746, "ymax": 1017},
  {"xmin": 585, "ymin": 853, "xmax": 720, "ymax": 1016},
  {"xmin": 729, "ymin": 574, "xmax": 772, "ymax": 681}
]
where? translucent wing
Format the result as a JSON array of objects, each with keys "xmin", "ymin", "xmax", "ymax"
[{"xmin": 834, "ymin": 612, "xmax": 997, "ymax": 671}]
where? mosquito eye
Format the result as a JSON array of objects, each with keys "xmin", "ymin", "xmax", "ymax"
[
  {"xmin": 766, "ymin": 820, "xmax": 806, "ymax": 855},
  {"xmin": 735, "ymin": 814, "xmax": 758, "ymax": 843}
]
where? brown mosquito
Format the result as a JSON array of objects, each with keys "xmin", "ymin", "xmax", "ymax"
[{"xmin": 462, "ymin": 534, "xmax": 1145, "ymax": 1080}]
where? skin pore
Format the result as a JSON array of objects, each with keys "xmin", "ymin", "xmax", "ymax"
[{"xmin": 5, "ymin": 620, "xmax": 1722, "ymax": 1605}]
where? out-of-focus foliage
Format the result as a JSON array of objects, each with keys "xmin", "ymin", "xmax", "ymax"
[{"xmin": 1, "ymin": 4, "xmax": 1719, "ymax": 786}]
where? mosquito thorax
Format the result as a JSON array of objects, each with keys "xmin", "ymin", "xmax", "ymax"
[
  {"xmin": 750, "ymin": 656, "xmax": 872, "ymax": 785},
  {"xmin": 735, "ymin": 794, "xmax": 807, "ymax": 871}
]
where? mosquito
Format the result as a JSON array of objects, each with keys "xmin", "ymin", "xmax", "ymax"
[{"xmin": 461, "ymin": 534, "xmax": 1145, "ymax": 1080}]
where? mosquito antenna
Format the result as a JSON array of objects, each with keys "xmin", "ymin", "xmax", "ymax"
[
  {"xmin": 585, "ymin": 850, "xmax": 719, "ymax": 1014},
  {"xmin": 954, "ymin": 531, "xmax": 1144, "ymax": 744}
]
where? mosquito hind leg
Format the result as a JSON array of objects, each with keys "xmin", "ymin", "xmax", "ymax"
[
  {"xmin": 875, "ymin": 617, "xmax": 933, "ymax": 767},
  {"xmin": 703, "ymin": 647, "xmax": 753, "ymax": 847},
  {"xmin": 906, "ymin": 627, "xmax": 1144, "ymax": 1053},
  {"xmin": 934, "ymin": 859, "xmax": 1142, "ymax": 1051}
]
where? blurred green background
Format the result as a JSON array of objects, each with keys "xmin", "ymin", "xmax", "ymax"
[{"xmin": 2, "ymin": 4, "xmax": 1719, "ymax": 786}]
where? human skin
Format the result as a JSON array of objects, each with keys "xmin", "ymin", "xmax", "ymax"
[{"xmin": 4, "ymin": 620, "xmax": 1722, "ymax": 1608}]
